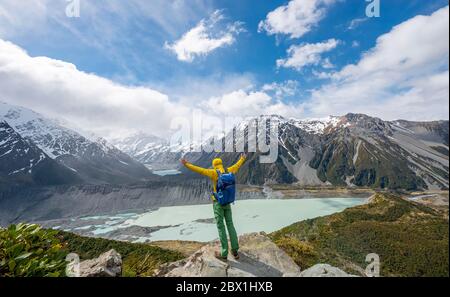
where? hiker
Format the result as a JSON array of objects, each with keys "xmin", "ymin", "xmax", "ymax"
[{"xmin": 181, "ymin": 153, "xmax": 246, "ymax": 261}]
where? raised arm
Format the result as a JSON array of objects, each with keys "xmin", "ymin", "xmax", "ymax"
[
  {"xmin": 227, "ymin": 154, "xmax": 246, "ymax": 174},
  {"xmin": 182, "ymin": 159, "xmax": 216, "ymax": 178}
]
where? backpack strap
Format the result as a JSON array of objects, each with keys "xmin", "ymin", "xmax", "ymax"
[{"xmin": 214, "ymin": 170, "xmax": 221, "ymax": 194}]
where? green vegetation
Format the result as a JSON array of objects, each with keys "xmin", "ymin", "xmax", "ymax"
[
  {"xmin": 3, "ymin": 193, "xmax": 448, "ymax": 277},
  {"xmin": 272, "ymin": 237, "xmax": 318, "ymax": 269},
  {"xmin": 58, "ymin": 231, "xmax": 185, "ymax": 277},
  {"xmin": 270, "ymin": 193, "xmax": 449, "ymax": 277},
  {"xmin": 0, "ymin": 224, "xmax": 66, "ymax": 277},
  {"xmin": 0, "ymin": 224, "xmax": 185, "ymax": 277}
]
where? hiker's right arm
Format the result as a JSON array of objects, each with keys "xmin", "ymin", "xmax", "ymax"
[{"xmin": 183, "ymin": 162, "xmax": 215, "ymax": 178}]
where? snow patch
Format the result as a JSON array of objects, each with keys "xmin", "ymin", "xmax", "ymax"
[{"xmin": 353, "ymin": 140, "xmax": 362, "ymax": 165}]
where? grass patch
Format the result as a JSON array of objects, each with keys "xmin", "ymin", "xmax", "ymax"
[
  {"xmin": 58, "ymin": 231, "xmax": 185, "ymax": 277},
  {"xmin": 270, "ymin": 193, "xmax": 449, "ymax": 277},
  {"xmin": 272, "ymin": 237, "xmax": 318, "ymax": 270}
]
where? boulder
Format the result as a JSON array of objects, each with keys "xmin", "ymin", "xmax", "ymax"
[
  {"xmin": 299, "ymin": 264, "xmax": 357, "ymax": 277},
  {"xmin": 76, "ymin": 249, "xmax": 122, "ymax": 277},
  {"xmin": 155, "ymin": 232, "xmax": 301, "ymax": 277}
]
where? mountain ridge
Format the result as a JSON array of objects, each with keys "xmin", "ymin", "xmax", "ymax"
[
  {"xmin": 179, "ymin": 113, "xmax": 449, "ymax": 190},
  {"xmin": 1, "ymin": 102, "xmax": 448, "ymax": 192},
  {"xmin": 0, "ymin": 121, "xmax": 82, "ymax": 188},
  {"xmin": 0, "ymin": 102, "xmax": 153, "ymax": 185}
]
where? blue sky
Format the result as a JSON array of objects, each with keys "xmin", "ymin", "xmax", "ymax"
[
  {"xmin": 0, "ymin": 0, "xmax": 448, "ymax": 137},
  {"xmin": 7, "ymin": 0, "xmax": 446, "ymax": 92}
]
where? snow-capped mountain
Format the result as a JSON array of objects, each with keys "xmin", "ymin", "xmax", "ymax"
[
  {"xmin": 107, "ymin": 112, "xmax": 449, "ymax": 190},
  {"xmin": 109, "ymin": 132, "xmax": 198, "ymax": 170},
  {"xmin": 0, "ymin": 102, "xmax": 152, "ymax": 185},
  {"xmin": 0, "ymin": 121, "xmax": 81, "ymax": 188},
  {"xmin": 108, "ymin": 116, "xmax": 346, "ymax": 171},
  {"xmin": 180, "ymin": 113, "xmax": 449, "ymax": 190}
]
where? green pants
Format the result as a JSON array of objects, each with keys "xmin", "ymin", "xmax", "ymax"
[{"xmin": 213, "ymin": 202, "xmax": 239, "ymax": 257}]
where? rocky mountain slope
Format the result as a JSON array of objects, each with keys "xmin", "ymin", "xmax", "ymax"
[
  {"xmin": 109, "ymin": 132, "xmax": 185, "ymax": 170},
  {"xmin": 0, "ymin": 121, "xmax": 81, "ymax": 188},
  {"xmin": 4, "ymin": 100, "xmax": 445, "ymax": 191},
  {"xmin": 0, "ymin": 102, "xmax": 152, "ymax": 185},
  {"xmin": 179, "ymin": 114, "xmax": 449, "ymax": 190},
  {"xmin": 0, "ymin": 180, "xmax": 265, "ymax": 225}
]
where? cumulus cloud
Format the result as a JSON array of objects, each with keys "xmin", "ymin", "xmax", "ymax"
[
  {"xmin": 0, "ymin": 5, "xmax": 448, "ymax": 145},
  {"xmin": 165, "ymin": 10, "xmax": 244, "ymax": 62},
  {"xmin": 204, "ymin": 89, "xmax": 303, "ymax": 120},
  {"xmin": 258, "ymin": 0, "xmax": 337, "ymax": 38},
  {"xmin": 306, "ymin": 6, "xmax": 449, "ymax": 121},
  {"xmin": 0, "ymin": 38, "xmax": 294, "ymax": 140},
  {"xmin": 0, "ymin": 38, "xmax": 188, "ymax": 138},
  {"xmin": 277, "ymin": 39, "xmax": 339, "ymax": 71}
]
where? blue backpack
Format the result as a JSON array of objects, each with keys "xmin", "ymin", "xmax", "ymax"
[{"xmin": 213, "ymin": 170, "xmax": 236, "ymax": 206}]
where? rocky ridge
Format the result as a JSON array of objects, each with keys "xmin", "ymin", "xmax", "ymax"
[{"xmin": 154, "ymin": 233, "xmax": 355, "ymax": 277}]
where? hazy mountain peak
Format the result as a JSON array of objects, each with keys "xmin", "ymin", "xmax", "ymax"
[{"xmin": 1, "ymin": 103, "xmax": 152, "ymax": 184}]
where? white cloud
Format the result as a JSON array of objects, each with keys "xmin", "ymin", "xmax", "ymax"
[
  {"xmin": 321, "ymin": 58, "xmax": 334, "ymax": 69},
  {"xmin": 0, "ymin": 4, "xmax": 448, "ymax": 146},
  {"xmin": 0, "ymin": 0, "xmax": 211, "ymax": 39},
  {"xmin": 0, "ymin": 0, "xmax": 49, "ymax": 38},
  {"xmin": 165, "ymin": 10, "xmax": 244, "ymax": 62},
  {"xmin": 312, "ymin": 69, "xmax": 334, "ymax": 79},
  {"xmin": 262, "ymin": 80, "xmax": 300, "ymax": 99},
  {"xmin": 277, "ymin": 39, "xmax": 339, "ymax": 71},
  {"xmin": 0, "ymin": 0, "xmax": 213, "ymax": 76},
  {"xmin": 151, "ymin": 73, "xmax": 256, "ymax": 105},
  {"xmin": 258, "ymin": 0, "xmax": 337, "ymax": 39},
  {"xmin": 306, "ymin": 6, "xmax": 449, "ymax": 121},
  {"xmin": 205, "ymin": 90, "xmax": 271, "ymax": 116},
  {"xmin": 347, "ymin": 17, "xmax": 369, "ymax": 30},
  {"xmin": 204, "ymin": 88, "xmax": 304, "ymax": 120},
  {"xmin": 0, "ymin": 38, "xmax": 296, "ymax": 140},
  {"xmin": 0, "ymin": 38, "xmax": 188, "ymax": 138},
  {"xmin": 351, "ymin": 40, "xmax": 360, "ymax": 48}
]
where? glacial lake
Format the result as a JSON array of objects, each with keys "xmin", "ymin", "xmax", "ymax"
[
  {"xmin": 77, "ymin": 198, "xmax": 367, "ymax": 242},
  {"xmin": 152, "ymin": 169, "xmax": 182, "ymax": 176}
]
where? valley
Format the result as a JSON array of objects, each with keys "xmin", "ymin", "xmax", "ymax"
[
  {"xmin": 1, "ymin": 102, "xmax": 449, "ymax": 277},
  {"xmin": 1, "ymin": 191, "xmax": 446, "ymax": 277},
  {"xmin": 35, "ymin": 196, "xmax": 369, "ymax": 243},
  {"xmin": 1, "ymin": 102, "xmax": 448, "ymax": 228}
]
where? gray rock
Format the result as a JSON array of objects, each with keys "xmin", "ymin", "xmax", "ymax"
[
  {"xmin": 155, "ymin": 232, "xmax": 301, "ymax": 277},
  {"xmin": 77, "ymin": 249, "xmax": 122, "ymax": 277},
  {"xmin": 299, "ymin": 264, "xmax": 357, "ymax": 277}
]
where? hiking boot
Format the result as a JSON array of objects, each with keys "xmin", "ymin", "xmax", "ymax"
[
  {"xmin": 214, "ymin": 251, "xmax": 228, "ymax": 262},
  {"xmin": 232, "ymin": 250, "xmax": 240, "ymax": 260}
]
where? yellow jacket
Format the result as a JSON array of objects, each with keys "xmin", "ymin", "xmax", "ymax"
[{"xmin": 184, "ymin": 156, "xmax": 246, "ymax": 200}]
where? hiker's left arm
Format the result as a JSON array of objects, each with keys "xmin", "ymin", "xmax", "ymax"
[{"xmin": 227, "ymin": 154, "xmax": 246, "ymax": 174}]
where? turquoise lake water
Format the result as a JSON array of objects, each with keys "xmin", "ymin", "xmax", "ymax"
[
  {"xmin": 152, "ymin": 169, "xmax": 182, "ymax": 176},
  {"xmin": 101, "ymin": 198, "xmax": 367, "ymax": 242}
]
